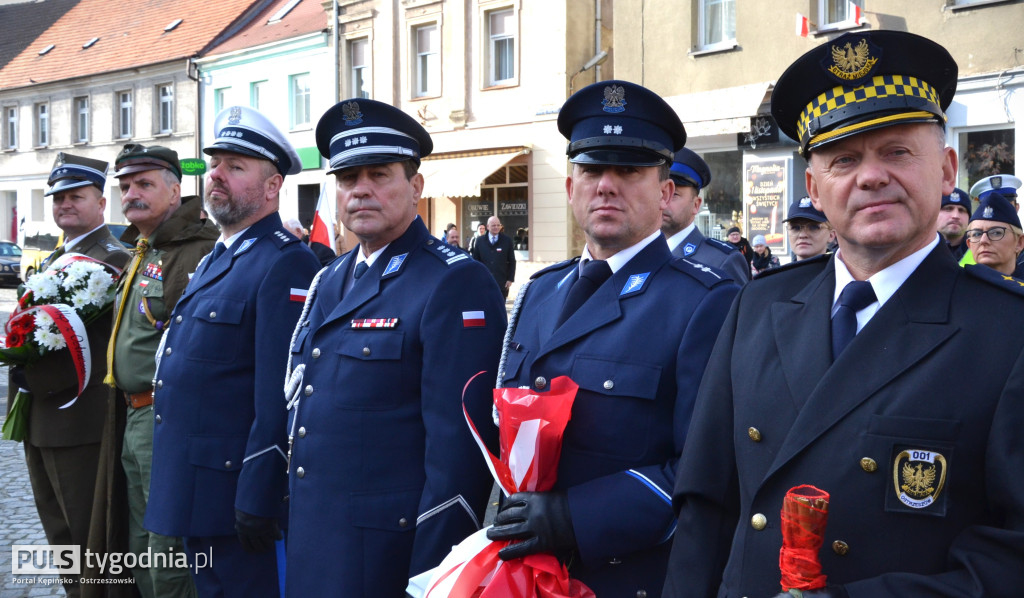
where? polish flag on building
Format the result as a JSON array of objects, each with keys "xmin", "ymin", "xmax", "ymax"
[
  {"xmin": 796, "ymin": 13, "xmax": 810, "ymax": 37},
  {"xmin": 309, "ymin": 183, "xmax": 336, "ymax": 254},
  {"xmin": 848, "ymin": 1, "xmax": 865, "ymax": 24}
]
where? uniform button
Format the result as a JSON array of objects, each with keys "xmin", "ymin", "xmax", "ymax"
[
  {"xmin": 860, "ymin": 457, "xmax": 878, "ymax": 472},
  {"xmin": 426, "ymin": 239, "xmax": 434, "ymax": 245},
  {"xmin": 603, "ymin": 380, "xmax": 614, "ymax": 390},
  {"xmin": 209, "ymin": 311, "xmax": 217, "ymax": 319},
  {"xmin": 748, "ymin": 427, "xmax": 762, "ymax": 442},
  {"xmin": 156, "ymin": 380, "xmax": 163, "ymax": 389},
  {"xmin": 176, "ymin": 315, "xmax": 182, "ymax": 323},
  {"xmin": 298, "ymin": 426, "xmax": 306, "ymax": 438},
  {"xmin": 636, "ymin": 591, "xmax": 647, "ymax": 598},
  {"xmin": 224, "ymin": 461, "xmax": 232, "ymax": 469},
  {"xmin": 362, "ymin": 346, "xmax": 370, "ymax": 356},
  {"xmin": 751, "ymin": 513, "xmax": 767, "ymax": 530},
  {"xmin": 399, "ymin": 517, "xmax": 409, "ymax": 528},
  {"xmin": 164, "ymin": 347, "xmax": 172, "ymax": 356},
  {"xmin": 296, "ymin": 467, "xmax": 305, "ymax": 478},
  {"xmin": 311, "ymin": 348, "xmax": 321, "ymax": 359},
  {"xmin": 534, "ymin": 376, "xmax": 547, "ymax": 389},
  {"xmin": 304, "ymin": 385, "xmax": 313, "ymax": 396},
  {"xmin": 832, "ymin": 540, "xmax": 849, "ymax": 556},
  {"xmin": 608, "ymin": 557, "xmax": 622, "ymax": 565},
  {"xmin": 155, "ymin": 414, "xmax": 162, "ymax": 424},
  {"xmin": 143, "ymin": 290, "xmax": 149, "ymax": 296}
]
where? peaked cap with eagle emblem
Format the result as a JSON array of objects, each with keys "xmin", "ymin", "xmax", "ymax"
[
  {"xmin": 316, "ymin": 98, "xmax": 432, "ymax": 174},
  {"xmin": 771, "ymin": 30, "xmax": 958, "ymax": 155}
]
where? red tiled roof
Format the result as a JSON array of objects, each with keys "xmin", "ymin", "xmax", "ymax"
[
  {"xmin": 206, "ymin": 0, "xmax": 328, "ymax": 56},
  {"xmin": 0, "ymin": 0, "xmax": 265, "ymax": 90}
]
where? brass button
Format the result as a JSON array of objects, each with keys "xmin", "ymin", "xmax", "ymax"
[
  {"xmin": 155, "ymin": 414, "xmax": 162, "ymax": 424},
  {"xmin": 362, "ymin": 346, "xmax": 371, "ymax": 356},
  {"xmin": 224, "ymin": 461, "xmax": 232, "ymax": 469},
  {"xmin": 832, "ymin": 540, "xmax": 849, "ymax": 556},
  {"xmin": 298, "ymin": 426, "xmax": 306, "ymax": 438},
  {"xmin": 164, "ymin": 347, "xmax": 172, "ymax": 356},
  {"xmin": 312, "ymin": 348, "xmax": 321, "ymax": 359},
  {"xmin": 751, "ymin": 513, "xmax": 767, "ymax": 530},
  {"xmin": 156, "ymin": 380, "xmax": 163, "ymax": 389},
  {"xmin": 399, "ymin": 517, "xmax": 409, "ymax": 528},
  {"xmin": 608, "ymin": 557, "xmax": 622, "ymax": 565},
  {"xmin": 209, "ymin": 311, "xmax": 216, "ymax": 319},
  {"xmin": 748, "ymin": 427, "xmax": 762, "ymax": 442},
  {"xmin": 304, "ymin": 385, "xmax": 313, "ymax": 396},
  {"xmin": 296, "ymin": 467, "xmax": 305, "ymax": 478},
  {"xmin": 603, "ymin": 380, "xmax": 614, "ymax": 390},
  {"xmin": 176, "ymin": 315, "xmax": 183, "ymax": 323},
  {"xmin": 534, "ymin": 376, "xmax": 547, "ymax": 389},
  {"xmin": 636, "ymin": 591, "xmax": 647, "ymax": 598},
  {"xmin": 860, "ymin": 457, "xmax": 878, "ymax": 472}
]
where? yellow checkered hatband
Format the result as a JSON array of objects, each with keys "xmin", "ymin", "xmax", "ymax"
[{"xmin": 797, "ymin": 74, "xmax": 944, "ymax": 153}]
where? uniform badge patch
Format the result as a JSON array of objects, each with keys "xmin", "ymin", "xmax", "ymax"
[
  {"xmin": 290, "ymin": 288, "xmax": 308, "ymax": 302},
  {"xmin": 892, "ymin": 449, "xmax": 947, "ymax": 510},
  {"xmin": 620, "ymin": 272, "xmax": 650, "ymax": 296},
  {"xmin": 236, "ymin": 238, "xmax": 256, "ymax": 254},
  {"xmin": 825, "ymin": 36, "xmax": 880, "ymax": 83},
  {"xmin": 351, "ymin": 318, "xmax": 399, "ymax": 329},
  {"xmin": 602, "ymin": 84, "xmax": 626, "ymax": 113},
  {"xmin": 462, "ymin": 311, "xmax": 485, "ymax": 328},
  {"xmin": 383, "ymin": 253, "xmax": 408, "ymax": 276},
  {"xmin": 683, "ymin": 243, "xmax": 696, "ymax": 256}
]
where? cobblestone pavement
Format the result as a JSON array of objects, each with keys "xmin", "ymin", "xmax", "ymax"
[{"xmin": 0, "ymin": 286, "xmax": 65, "ymax": 596}]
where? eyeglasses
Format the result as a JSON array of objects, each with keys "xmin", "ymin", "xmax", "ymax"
[
  {"xmin": 965, "ymin": 226, "xmax": 1010, "ymax": 242},
  {"xmin": 787, "ymin": 222, "xmax": 827, "ymax": 233}
]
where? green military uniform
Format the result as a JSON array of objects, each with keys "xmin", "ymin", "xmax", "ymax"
[{"xmin": 110, "ymin": 194, "xmax": 218, "ymax": 598}]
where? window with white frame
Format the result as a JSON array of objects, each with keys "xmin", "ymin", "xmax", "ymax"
[
  {"xmin": 698, "ymin": 0, "xmax": 736, "ymax": 51},
  {"xmin": 290, "ymin": 73, "xmax": 311, "ymax": 129},
  {"xmin": 158, "ymin": 84, "xmax": 174, "ymax": 134},
  {"xmin": 487, "ymin": 9, "xmax": 516, "ymax": 86},
  {"xmin": 214, "ymin": 87, "xmax": 230, "ymax": 114},
  {"xmin": 74, "ymin": 96, "xmax": 89, "ymax": 143},
  {"xmin": 349, "ymin": 38, "xmax": 370, "ymax": 99},
  {"xmin": 819, "ymin": 0, "xmax": 862, "ymax": 29},
  {"xmin": 413, "ymin": 24, "xmax": 440, "ymax": 98},
  {"xmin": 251, "ymin": 81, "xmax": 267, "ymax": 110},
  {"xmin": 35, "ymin": 103, "xmax": 48, "ymax": 147},
  {"xmin": 4, "ymin": 106, "xmax": 16, "ymax": 149},
  {"xmin": 118, "ymin": 90, "xmax": 133, "ymax": 138}
]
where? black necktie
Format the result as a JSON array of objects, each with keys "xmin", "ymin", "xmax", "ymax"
[
  {"xmin": 831, "ymin": 280, "xmax": 876, "ymax": 359},
  {"xmin": 202, "ymin": 242, "xmax": 226, "ymax": 276},
  {"xmin": 556, "ymin": 259, "xmax": 612, "ymax": 327},
  {"xmin": 353, "ymin": 261, "xmax": 369, "ymax": 279}
]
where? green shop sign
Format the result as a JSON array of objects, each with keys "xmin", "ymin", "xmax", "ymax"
[{"xmin": 180, "ymin": 158, "xmax": 207, "ymax": 176}]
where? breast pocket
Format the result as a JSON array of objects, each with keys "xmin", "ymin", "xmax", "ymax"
[
  {"xmin": 185, "ymin": 297, "xmax": 246, "ymax": 364},
  {"xmin": 566, "ymin": 356, "xmax": 662, "ymax": 460},
  {"xmin": 865, "ymin": 415, "xmax": 959, "ymax": 518},
  {"xmin": 332, "ymin": 331, "xmax": 406, "ymax": 409}
]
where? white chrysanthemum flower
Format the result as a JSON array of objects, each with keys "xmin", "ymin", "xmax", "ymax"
[
  {"xmin": 32, "ymin": 313, "xmax": 66, "ymax": 352},
  {"xmin": 26, "ymin": 272, "xmax": 60, "ymax": 299}
]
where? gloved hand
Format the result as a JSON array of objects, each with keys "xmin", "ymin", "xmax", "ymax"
[
  {"xmin": 486, "ymin": 491, "xmax": 576, "ymax": 561},
  {"xmin": 234, "ymin": 509, "xmax": 282, "ymax": 554},
  {"xmin": 9, "ymin": 365, "xmax": 29, "ymax": 391},
  {"xmin": 772, "ymin": 587, "xmax": 848, "ymax": 598}
]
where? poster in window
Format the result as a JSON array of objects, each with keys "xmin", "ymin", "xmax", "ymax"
[{"xmin": 743, "ymin": 159, "xmax": 788, "ymax": 249}]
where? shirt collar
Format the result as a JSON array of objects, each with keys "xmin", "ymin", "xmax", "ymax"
[
  {"xmin": 665, "ymin": 222, "xmax": 697, "ymax": 252},
  {"xmin": 581, "ymin": 229, "xmax": 663, "ymax": 275},
  {"xmin": 833, "ymin": 234, "xmax": 940, "ymax": 309},
  {"xmin": 218, "ymin": 226, "xmax": 251, "ymax": 250},
  {"xmin": 357, "ymin": 243, "xmax": 389, "ymax": 269},
  {"xmin": 63, "ymin": 223, "xmax": 107, "ymax": 252}
]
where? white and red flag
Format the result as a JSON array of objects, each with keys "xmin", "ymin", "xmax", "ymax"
[
  {"xmin": 796, "ymin": 13, "xmax": 810, "ymax": 37},
  {"xmin": 309, "ymin": 183, "xmax": 336, "ymax": 254}
]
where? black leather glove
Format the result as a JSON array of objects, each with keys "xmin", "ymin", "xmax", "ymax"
[
  {"xmin": 9, "ymin": 365, "xmax": 28, "ymax": 390},
  {"xmin": 234, "ymin": 509, "xmax": 282, "ymax": 554},
  {"xmin": 773, "ymin": 587, "xmax": 848, "ymax": 598},
  {"xmin": 486, "ymin": 491, "xmax": 576, "ymax": 561}
]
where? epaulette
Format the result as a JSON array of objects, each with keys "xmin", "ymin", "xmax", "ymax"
[
  {"xmin": 669, "ymin": 257, "xmax": 733, "ymax": 288},
  {"xmin": 964, "ymin": 264, "xmax": 1024, "ymax": 298},
  {"xmin": 424, "ymin": 237, "xmax": 470, "ymax": 266},
  {"xmin": 706, "ymin": 238, "xmax": 738, "ymax": 255},
  {"xmin": 269, "ymin": 229, "xmax": 301, "ymax": 248},
  {"xmin": 753, "ymin": 253, "xmax": 830, "ymax": 280},
  {"xmin": 531, "ymin": 257, "xmax": 580, "ymax": 280}
]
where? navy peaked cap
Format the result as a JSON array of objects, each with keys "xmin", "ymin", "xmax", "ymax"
[
  {"xmin": 558, "ymin": 80, "xmax": 686, "ymax": 166},
  {"xmin": 204, "ymin": 106, "xmax": 302, "ymax": 176},
  {"xmin": 316, "ymin": 99, "xmax": 432, "ymax": 173},
  {"xmin": 784, "ymin": 196, "xmax": 828, "ymax": 223},
  {"xmin": 670, "ymin": 147, "xmax": 711, "ymax": 189},
  {"xmin": 941, "ymin": 188, "xmax": 972, "ymax": 217},
  {"xmin": 771, "ymin": 30, "xmax": 957, "ymax": 155},
  {"xmin": 45, "ymin": 153, "xmax": 108, "ymax": 197},
  {"xmin": 970, "ymin": 191, "xmax": 1020, "ymax": 229}
]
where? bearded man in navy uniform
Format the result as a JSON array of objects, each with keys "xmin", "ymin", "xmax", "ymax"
[
  {"xmin": 283, "ymin": 99, "xmax": 506, "ymax": 596},
  {"xmin": 665, "ymin": 31, "xmax": 1024, "ymax": 598},
  {"xmin": 485, "ymin": 81, "xmax": 739, "ymax": 597},
  {"xmin": 145, "ymin": 106, "xmax": 320, "ymax": 597}
]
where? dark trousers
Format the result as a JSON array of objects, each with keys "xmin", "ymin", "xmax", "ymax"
[{"xmin": 184, "ymin": 535, "xmax": 281, "ymax": 598}]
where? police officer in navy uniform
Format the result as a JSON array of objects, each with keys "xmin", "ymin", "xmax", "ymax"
[
  {"xmin": 784, "ymin": 196, "xmax": 835, "ymax": 261},
  {"xmin": 665, "ymin": 31, "xmax": 1024, "ymax": 598},
  {"xmin": 283, "ymin": 99, "xmax": 506, "ymax": 596},
  {"xmin": 937, "ymin": 188, "xmax": 971, "ymax": 260},
  {"xmin": 970, "ymin": 174, "xmax": 1023, "ymax": 272},
  {"xmin": 662, "ymin": 147, "xmax": 750, "ymax": 282},
  {"xmin": 486, "ymin": 81, "xmax": 739, "ymax": 597},
  {"xmin": 145, "ymin": 106, "xmax": 320, "ymax": 597},
  {"xmin": 964, "ymin": 191, "xmax": 1024, "ymax": 278}
]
